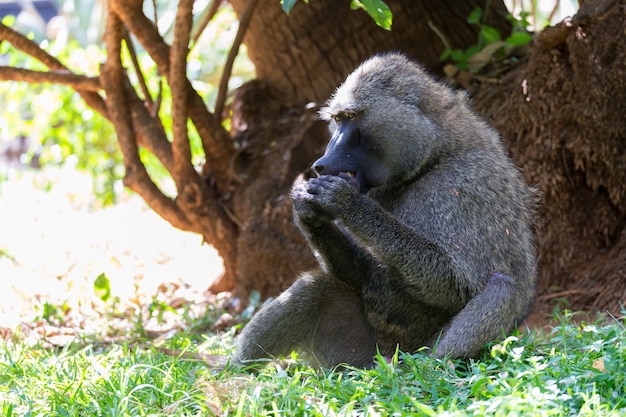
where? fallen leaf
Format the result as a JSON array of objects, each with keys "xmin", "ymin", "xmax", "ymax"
[{"xmin": 593, "ymin": 358, "xmax": 606, "ymax": 372}]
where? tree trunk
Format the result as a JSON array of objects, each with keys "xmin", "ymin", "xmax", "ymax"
[
  {"xmin": 229, "ymin": 0, "xmax": 511, "ymax": 102},
  {"xmin": 473, "ymin": 0, "xmax": 626, "ymax": 313}
]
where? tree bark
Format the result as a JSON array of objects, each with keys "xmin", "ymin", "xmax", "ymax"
[
  {"xmin": 472, "ymin": 0, "xmax": 626, "ymax": 313},
  {"xmin": 229, "ymin": 0, "xmax": 511, "ymax": 102}
]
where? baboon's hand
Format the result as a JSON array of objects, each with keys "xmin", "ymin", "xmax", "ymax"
[
  {"xmin": 291, "ymin": 182, "xmax": 327, "ymax": 228},
  {"xmin": 304, "ymin": 174, "xmax": 359, "ymax": 220}
]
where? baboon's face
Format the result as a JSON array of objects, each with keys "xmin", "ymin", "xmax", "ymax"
[
  {"xmin": 315, "ymin": 54, "xmax": 446, "ymax": 193},
  {"xmin": 312, "ymin": 109, "xmax": 390, "ymax": 194}
]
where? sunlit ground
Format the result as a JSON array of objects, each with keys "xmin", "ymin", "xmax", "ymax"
[{"xmin": 0, "ymin": 164, "xmax": 225, "ymax": 343}]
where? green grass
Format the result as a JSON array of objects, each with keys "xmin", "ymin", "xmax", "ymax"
[{"xmin": 0, "ymin": 311, "xmax": 624, "ymax": 416}]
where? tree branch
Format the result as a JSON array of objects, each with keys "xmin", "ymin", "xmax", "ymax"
[
  {"xmin": 190, "ymin": 0, "xmax": 222, "ymax": 49},
  {"xmin": 214, "ymin": 0, "xmax": 259, "ymax": 121},
  {"xmin": 123, "ymin": 29, "xmax": 153, "ymax": 106},
  {"xmin": 170, "ymin": 0, "xmax": 197, "ymax": 187},
  {"xmin": 124, "ymin": 80, "xmax": 174, "ymax": 171},
  {"xmin": 0, "ymin": 67, "xmax": 101, "ymax": 91},
  {"xmin": 0, "ymin": 22, "xmax": 65, "ymax": 69},
  {"xmin": 107, "ymin": 3, "xmax": 239, "ymax": 290},
  {"xmin": 108, "ymin": 0, "xmax": 234, "ymax": 188},
  {"xmin": 102, "ymin": 10, "xmax": 191, "ymax": 231},
  {"xmin": 0, "ymin": 18, "xmax": 174, "ymax": 180},
  {"xmin": 108, "ymin": 0, "xmax": 170, "ymax": 73},
  {"xmin": 0, "ymin": 22, "xmax": 107, "ymax": 117}
]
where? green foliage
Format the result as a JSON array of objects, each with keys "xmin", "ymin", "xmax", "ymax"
[
  {"xmin": 506, "ymin": 30, "xmax": 534, "ymax": 46},
  {"xmin": 240, "ymin": 290, "xmax": 262, "ymax": 321},
  {"xmin": 229, "ymin": 312, "xmax": 626, "ymax": 416},
  {"xmin": 43, "ymin": 87, "xmax": 123, "ymax": 206},
  {"xmin": 0, "ymin": 28, "xmax": 123, "ymax": 205},
  {"xmin": 350, "ymin": 0, "xmax": 392, "ymax": 30},
  {"xmin": 148, "ymin": 295, "xmax": 178, "ymax": 324},
  {"xmin": 0, "ymin": 343, "xmax": 222, "ymax": 416},
  {"xmin": 40, "ymin": 301, "xmax": 70, "ymax": 323},
  {"xmin": 439, "ymin": 7, "xmax": 534, "ymax": 72},
  {"xmin": 1, "ymin": 311, "xmax": 624, "ymax": 415},
  {"xmin": 1, "ymin": 3, "xmax": 253, "ymax": 205},
  {"xmin": 281, "ymin": 0, "xmax": 303, "ymax": 14},
  {"xmin": 93, "ymin": 272, "xmax": 111, "ymax": 302},
  {"xmin": 281, "ymin": 0, "xmax": 392, "ymax": 30}
]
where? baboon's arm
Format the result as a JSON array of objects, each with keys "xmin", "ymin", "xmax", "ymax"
[
  {"xmin": 342, "ymin": 200, "xmax": 465, "ymax": 306},
  {"xmin": 292, "ymin": 185, "xmax": 375, "ymax": 287},
  {"xmin": 300, "ymin": 220, "xmax": 375, "ymax": 288},
  {"xmin": 305, "ymin": 175, "xmax": 467, "ymax": 308}
]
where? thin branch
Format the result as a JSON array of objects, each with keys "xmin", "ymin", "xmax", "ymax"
[
  {"xmin": 214, "ymin": 0, "xmax": 259, "ymax": 121},
  {"xmin": 427, "ymin": 20, "xmax": 451, "ymax": 52},
  {"xmin": 102, "ymin": 10, "xmax": 191, "ymax": 231},
  {"xmin": 170, "ymin": 0, "xmax": 197, "ymax": 186},
  {"xmin": 0, "ymin": 22, "xmax": 65, "ymax": 70},
  {"xmin": 547, "ymin": 0, "xmax": 561, "ymax": 25},
  {"xmin": 148, "ymin": 0, "xmax": 161, "ymax": 117},
  {"xmin": 123, "ymin": 29, "xmax": 153, "ymax": 106},
  {"xmin": 190, "ymin": 0, "xmax": 222, "ymax": 50},
  {"xmin": 0, "ymin": 67, "xmax": 101, "ymax": 91},
  {"xmin": 124, "ymin": 80, "xmax": 174, "ymax": 171},
  {"xmin": 151, "ymin": 0, "xmax": 158, "ymax": 23},
  {"xmin": 538, "ymin": 288, "xmax": 598, "ymax": 302},
  {"xmin": 109, "ymin": 0, "xmax": 235, "ymax": 188},
  {"xmin": 102, "ymin": 12, "xmax": 137, "ymax": 163},
  {"xmin": 108, "ymin": 0, "xmax": 171, "ymax": 75},
  {"xmin": 0, "ymin": 22, "xmax": 107, "ymax": 117}
]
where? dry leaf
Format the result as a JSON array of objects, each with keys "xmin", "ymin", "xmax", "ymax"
[{"xmin": 593, "ymin": 358, "xmax": 606, "ymax": 372}]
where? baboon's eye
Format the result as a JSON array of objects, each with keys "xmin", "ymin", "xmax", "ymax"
[{"xmin": 331, "ymin": 112, "xmax": 356, "ymax": 122}]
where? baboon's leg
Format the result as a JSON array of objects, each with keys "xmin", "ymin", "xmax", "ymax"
[
  {"xmin": 310, "ymin": 284, "xmax": 377, "ymax": 368},
  {"xmin": 434, "ymin": 272, "xmax": 518, "ymax": 358},
  {"xmin": 234, "ymin": 271, "xmax": 376, "ymax": 368}
]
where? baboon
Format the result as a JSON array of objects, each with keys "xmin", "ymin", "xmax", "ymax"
[{"xmin": 234, "ymin": 52, "xmax": 537, "ymax": 368}]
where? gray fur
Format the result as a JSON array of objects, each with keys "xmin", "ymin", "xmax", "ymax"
[{"xmin": 234, "ymin": 52, "xmax": 537, "ymax": 368}]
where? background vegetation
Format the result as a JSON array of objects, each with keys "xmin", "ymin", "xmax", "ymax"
[{"xmin": 1, "ymin": 0, "xmax": 254, "ymax": 205}]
